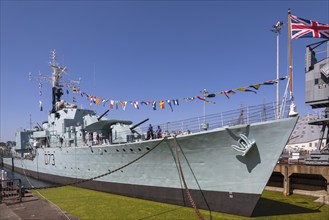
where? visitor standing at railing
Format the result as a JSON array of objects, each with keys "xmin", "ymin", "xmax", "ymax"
[
  {"xmin": 156, "ymin": 126, "xmax": 162, "ymax": 138},
  {"xmin": 146, "ymin": 124, "xmax": 154, "ymax": 140}
]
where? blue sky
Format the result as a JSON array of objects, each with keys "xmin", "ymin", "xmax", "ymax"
[{"xmin": 1, "ymin": 0, "xmax": 328, "ymax": 142}]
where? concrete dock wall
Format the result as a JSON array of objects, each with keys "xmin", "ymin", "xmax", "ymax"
[{"xmin": 273, "ymin": 164, "xmax": 329, "ymax": 195}]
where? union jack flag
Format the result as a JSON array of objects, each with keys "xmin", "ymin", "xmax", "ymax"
[{"xmin": 290, "ymin": 15, "xmax": 329, "ymax": 39}]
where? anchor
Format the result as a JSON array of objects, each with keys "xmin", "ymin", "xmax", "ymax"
[{"xmin": 231, "ymin": 134, "xmax": 256, "ymax": 157}]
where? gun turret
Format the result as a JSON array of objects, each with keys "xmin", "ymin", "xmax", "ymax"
[
  {"xmin": 97, "ymin": 110, "xmax": 110, "ymax": 121},
  {"xmin": 130, "ymin": 118, "xmax": 149, "ymax": 131}
]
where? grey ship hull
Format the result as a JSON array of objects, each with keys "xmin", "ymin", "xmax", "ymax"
[{"xmin": 3, "ymin": 117, "xmax": 298, "ymax": 216}]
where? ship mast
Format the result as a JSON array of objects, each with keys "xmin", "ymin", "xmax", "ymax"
[
  {"xmin": 28, "ymin": 51, "xmax": 81, "ymax": 113},
  {"xmin": 49, "ymin": 50, "xmax": 67, "ymax": 113}
]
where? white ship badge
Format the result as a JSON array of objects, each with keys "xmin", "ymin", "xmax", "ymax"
[{"xmin": 231, "ymin": 134, "xmax": 256, "ymax": 156}]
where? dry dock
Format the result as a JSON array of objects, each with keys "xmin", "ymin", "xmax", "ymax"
[
  {"xmin": 1, "ymin": 164, "xmax": 328, "ymax": 219},
  {"xmin": 0, "ymin": 187, "xmax": 328, "ymax": 220},
  {"xmin": 0, "ymin": 191, "xmax": 78, "ymax": 220}
]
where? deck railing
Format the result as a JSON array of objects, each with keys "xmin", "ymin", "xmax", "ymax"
[{"xmin": 139, "ymin": 101, "xmax": 291, "ymax": 137}]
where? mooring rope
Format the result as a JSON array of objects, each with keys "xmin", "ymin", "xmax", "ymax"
[
  {"xmin": 175, "ymin": 140, "xmax": 213, "ymax": 220},
  {"xmin": 173, "ymin": 136, "xmax": 204, "ymax": 220},
  {"xmin": 22, "ymin": 136, "xmax": 168, "ymax": 190},
  {"xmin": 21, "ymin": 159, "xmax": 35, "ymax": 189}
]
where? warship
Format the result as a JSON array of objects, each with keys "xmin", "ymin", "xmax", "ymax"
[{"xmin": 2, "ymin": 51, "xmax": 298, "ymax": 217}]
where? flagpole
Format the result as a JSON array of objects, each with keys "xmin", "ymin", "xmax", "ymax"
[
  {"xmin": 204, "ymin": 100, "xmax": 206, "ymax": 123},
  {"xmin": 288, "ymin": 8, "xmax": 298, "ymax": 117},
  {"xmin": 276, "ymin": 26, "xmax": 280, "ymax": 119},
  {"xmin": 288, "ymin": 9, "xmax": 293, "ymax": 98},
  {"xmin": 201, "ymin": 89, "xmax": 208, "ymax": 130}
]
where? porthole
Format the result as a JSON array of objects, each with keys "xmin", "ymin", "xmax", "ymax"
[
  {"xmin": 130, "ymin": 148, "xmax": 133, "ymax": 152},
  {"xmin": 116, "ymin": 149, "xmax": 119, "ymax": 152},
  {"xmin": 104, "ymin": 149, "xmax": 107, "ymax": 153},
  {"xmin": 123, "ymin": 149, "xmax": 126, "ymax": 152},
  {"xmin": 146, "ymin": 147, "xmax": 150, "ymax": 150},
  {"xmin": 138, "ymin": 148, "xmax": 141, "ymax": 151}
]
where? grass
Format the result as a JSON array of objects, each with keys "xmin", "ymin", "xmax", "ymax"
[{"xmin": 34, "ymin": 186, "xmax": 329, "ymax": 220}]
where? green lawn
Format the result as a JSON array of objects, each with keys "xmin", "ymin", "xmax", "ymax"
[{"xmin": 34, "ymin": 186, "xmax": 329, "ymax": 220}]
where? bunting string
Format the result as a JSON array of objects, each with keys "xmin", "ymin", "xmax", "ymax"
[{"xmin": 63, "ymin": 76, "xmax": 287, "ymax": 112}]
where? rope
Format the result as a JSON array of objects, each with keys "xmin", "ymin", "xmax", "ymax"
[
  {"xmin": 176, "ymin": 142, "xmax": 212, "ymax": 220},
  {"xmin": 23, "ymin": 136, "xmax": 168, "ymax": 190},
  {"xmin": 173, "ymin": 136, "xmax": 204, "ymax": 220},
  {"xmin": 21, "ymin": 159, "xmax": 35, "ymax": 188}
]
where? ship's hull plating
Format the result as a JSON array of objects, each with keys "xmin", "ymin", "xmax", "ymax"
[{"xmin": 3, "ymin": 117, "xmax": 298, "ymax": 216}]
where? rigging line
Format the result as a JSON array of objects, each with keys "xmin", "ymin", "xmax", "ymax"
[
  {"xmin": 20, "ymin": 158, "xmax": 35, "ymax": 189},
  {"xmin": 25, "ymin": 136, "xmax": 168, "ymax": 190},
  {"xmin": 166, "ymin": 141, "xmax": 187, "ymax": 206},
  {"xmin": 176, "ymin": 141, "xmax": 213, "ymax": 220},
  {"xmin": 173, "ymin": 136, "xmax": 204, "ymax": 220}
]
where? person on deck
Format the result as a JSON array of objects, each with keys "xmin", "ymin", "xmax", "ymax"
[
  {"xmin": 146, "ymin": 124, "xmax": 154, "ymax": 140},
  {"xmin": 89, "ymin": 131, "xmax": 93, "ymax": 145},
  {"xmin": 155, "ymin": 125, "xmax": 162, "ymax": 138}
]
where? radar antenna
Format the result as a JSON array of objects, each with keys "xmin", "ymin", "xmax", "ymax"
[{"xmin": 28, "ymin": 50, "xmax": 81, "ymax": 112}]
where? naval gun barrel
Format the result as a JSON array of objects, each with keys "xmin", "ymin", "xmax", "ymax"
[
  {"xmin": 37, "ymin": 123, "xmax": 43, "ymax": 130},
  {"xmin": 130, "ymin": 118, "xmax": 149, "ymax": 131},
  {"xmin": 97, "ymin": 109, "xmax": 110, "ymax": 121}
]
